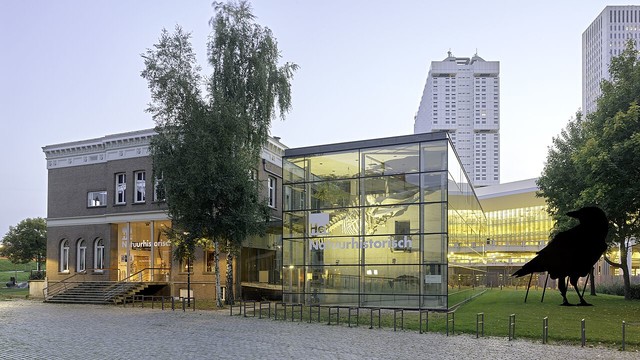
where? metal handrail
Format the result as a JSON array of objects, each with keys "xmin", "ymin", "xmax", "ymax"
[
  {"xmin": 43, "ymin": 267, "xmax": 120, "ymax": 300},
  {"xmin": 105, "ymin": 267, "xmax": 170, "ymax": 302},
  {"xmin": 119, "ymin": 267, "xmax": 171, "ymax": 283}
]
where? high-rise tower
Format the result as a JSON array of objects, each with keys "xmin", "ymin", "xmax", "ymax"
[
  {"xmin": 583, "ymin": 5, "xmax": 640, "ymax": 115},
  {"xmin": 414, "ymin": 51, "xmax": 500, "ymax": 186}
]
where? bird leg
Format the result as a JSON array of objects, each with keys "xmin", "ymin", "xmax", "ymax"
[
  {"xmin": 558, "ymin": 277, "xmax": 572, "ymax": 306},
  {"xmin": 570, "ymin": 276, "xmax": 592, "ymax": 306}
]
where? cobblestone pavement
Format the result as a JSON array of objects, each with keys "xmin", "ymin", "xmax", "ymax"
[{"xmin": 0, "ymin": 299, "xmax": 637, "ymax": 360}]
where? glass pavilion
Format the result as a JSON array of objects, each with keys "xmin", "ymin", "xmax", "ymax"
[{"xmin": 282, "ymin": 132, "xmax": 485, "ymax": 310}]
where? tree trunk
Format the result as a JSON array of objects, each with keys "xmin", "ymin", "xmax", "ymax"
[
  {"xmin": 214, "ymin": 240, "xmax": 223, "ymax": 308},
  {"xmin": 225, "ymin": 239, "xmax": 234, "ymax": 305},
  {"xmin": 589, "ymin": 267, "xmax": 597, "ymax": 296},
  {"xmin": 620, "ymin": 241, "xmax": 632, "ymax": 300}
]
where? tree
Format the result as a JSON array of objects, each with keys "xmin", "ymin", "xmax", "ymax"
[
  {"xmin": 0, "ymin": 218, "xmax": 47, "ymax": 272},
  {"xmin": 142, "ymin": 0, "xmax": 296, "ymax": 307},
  {"xmin": 538, "ymin": 40, "xmax": 640, "ymax": 299}
]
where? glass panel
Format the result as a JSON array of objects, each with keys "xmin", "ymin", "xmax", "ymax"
[
  {"xmin": 421, "ymin": 172, "xmax": 447, "ymax": 203},
  {"xmin": 362, "ymin": 234, "xmax": 419, "ymax": 264},
  {"xmin": 362, "ymin": 294, "xmax": 420, "ymax": 308},
  {"xmin": 361, "ymin": 264, "xmax": 420, "ymax": 296},
  {"xmin": 283, "ymin": 158, "xmax": 306, "ymax": 184},
  {"xmin": 309, "ymin": 208, "xmax": 360, "ymax": 238},
  {"xmin": 129, "ymin": 222, "xmax": 151, "ymax": 278},
  {"xmin": 283, "ymin": 238, "xmax": 304, "ymax": 266},
  {"xmin": 78, "ymin": 245, "xmax": 86, "ymax": 272},
  {"xmin": 308, "ymin": 236, "xmax": 361, "ymax": 266},
  {"xmin": 424, "ymin": 202, "xmax": 446, "ymax": 234},
  {"xmin": 423, "ymin": 264, "xmax": 447, "ymax": 296},
  {"xmin": 283, "ymin": 265, "xmax": 305, "ymax": 303},
  {"xmin": 364, "ymin": 204, "xmax": 420, "ymax": 236},
  {"xmin": 421, "ymin": 140, "xmax": 447, "ymax": 172},
  {"xmin": 87, "ymin": 191, "xmax": 107, "ymax": 207},
  {"xmin": 421, "ymin": 295, "xmax": 447, "ymax": 310},
  {"xmin": 95, "ymin": 239, "xmax": 104, "ymax": 270},
  {"xmin": 363, "ymin": 174, "xmax": 420, "ymax": 206},
  {"xmin": 423, "ymin": 234, "xmax": 446, "ymax": 263},
  {"xmin": 310, "ymin": 179, "xmax": 358, "ymax": 209},
  {"xmin": 307, "ymin": 151, "xmax": 359, "ymax": 180},
  {"xmin": 283, "ymin": 212, "xmax": 305, "ymax": 239},
  {"xmin": 362, "ymin": 144, "xmax": 419, "ymax": 176},
  {"xmin": 284, "ymin": 183, "xmax": 305, "ymax": 211},
  {"xmin": 305, "ymin": 264, "xmax": 360, "ymax": 305},
  {"xmin": 153, "ymin": 220, "xmax": 171, "ymax": 281}
]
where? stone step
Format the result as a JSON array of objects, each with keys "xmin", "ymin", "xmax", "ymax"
[{"xmin": 45, "ymin": 281, "xmax": 160, "ymax": 305}]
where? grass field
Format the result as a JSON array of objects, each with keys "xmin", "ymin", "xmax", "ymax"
[
  {"xmin": 0, "ymin": 258, "xmax": 36, "ymax": 299},
  {"xmin": 452, "ymin": 288, "xmax": 640, "ymax": 350}
]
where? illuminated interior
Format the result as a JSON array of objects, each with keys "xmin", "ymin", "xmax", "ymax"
[{"xmin": 282, "ymin": 134, "xmax": 484, "ymax": 309}]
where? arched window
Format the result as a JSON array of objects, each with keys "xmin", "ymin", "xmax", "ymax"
[
  {"xmin": 77, "ymin": 239, "xmax": 86, "ymax": 272},
  {"xmin": 60, "ymin": 240, "xmax": 69, "ymax": 273},
  {"xmin": 94, "ymin": 239, "xmax": 105, "ymax": 272}
]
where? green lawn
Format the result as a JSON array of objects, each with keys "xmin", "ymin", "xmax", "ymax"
[
  {"xmin": 0, "ymin": 258, "xmax": 36, "ymax": 299},
  {"xmin": 452, "ymin": 288, "xmax": 640, "ymax": 350}
]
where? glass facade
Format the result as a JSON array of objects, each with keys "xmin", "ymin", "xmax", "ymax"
[
  {"xmin": 449, "ymin": 203, "xmax": 552, "ymax": 287},
  {"xmin": 282, "ymin": 133, "xmax": 485, "ymax": 310},
  {"xmin": 116, "ymin": 221, "xmax": 171, "ymax": 281}
]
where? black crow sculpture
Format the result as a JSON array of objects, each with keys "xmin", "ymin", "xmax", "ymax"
[{"xmin": 512, "ymin": 206, "xmax": 608, "ymax": 306}]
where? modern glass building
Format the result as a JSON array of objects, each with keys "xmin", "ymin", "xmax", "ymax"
[{"xmin": 282, "ymin": 132, "xmax": 485, "ymax": 310}]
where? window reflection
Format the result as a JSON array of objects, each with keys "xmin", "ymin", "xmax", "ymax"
[{"xmin": 362, "ymin": 144, "xmax": 419, "ymax": 175}]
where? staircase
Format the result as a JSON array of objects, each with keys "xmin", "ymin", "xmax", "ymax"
[{"xmin": 45, "ymin": 281, "xmax": 151, "ymax": 305}]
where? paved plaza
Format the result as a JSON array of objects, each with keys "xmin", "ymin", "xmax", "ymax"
[{"xmin": 0, "ymin": 299, "xmax": 637, "ymax": 359}]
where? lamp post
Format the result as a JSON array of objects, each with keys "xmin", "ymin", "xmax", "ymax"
[
  {"xmin": 187, "ymin": 257, "xmax": 192, "ymax": 307},
  {"xmin": 183, "ymin": 231, "xmax": 192, "ymax": 308}
]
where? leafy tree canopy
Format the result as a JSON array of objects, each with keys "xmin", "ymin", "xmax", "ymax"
[
  {"xmin": 141, "ymin": 1, "xmax": 296, "ymax": 304},
  {"xmin": 538, "ymin": 40, "xmax": 640, "ymax": 299},
  {"xmin": 0, "ymin": 218, "xmax": 46, "ymax": 268}
]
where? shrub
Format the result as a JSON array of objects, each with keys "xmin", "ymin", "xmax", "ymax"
[{"xmin": 597, "ymin": 282, "xmax": 640, "ymax": 299}]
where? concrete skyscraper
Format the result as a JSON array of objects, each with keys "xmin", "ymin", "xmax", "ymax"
[
  {"xmin": 583, "ymin": 5, "xmax": 640, "ymax": 115},
  {"xmin": 414, "ymin": 51, "xmax": 500, "ymax": 186}
]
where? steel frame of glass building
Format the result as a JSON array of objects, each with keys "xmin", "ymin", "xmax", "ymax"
[{"xmin": 282, "ymin": 132, "xmax": 484, "ymax": 310}]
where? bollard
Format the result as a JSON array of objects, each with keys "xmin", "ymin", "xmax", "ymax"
[
  {"xmin": 508, "ymin": 314, "xmax": 516, "ymax": 341},
  {"xmin": 446, "ymin": 311, "xmax": 455, "ymax": 336},
  {"xmin": 309, "ymin": 304, "xmax": 320, "ymax": 323},
  {"xmin": 622, "ymin": 321, "xmax": 626, "ymax": 351},
  {"xmin": 581, "ymin": 319, "xmax": 586, "ymax": 347},
  {"xmin": 393, "ymin": 309, "xmax": 404, "ymax": 332},
  {"xmin": 542, "ymin": 317, "xmax": 549, "ymax": 344},
  {"xmin": 476, "ymin": 313, "xmax": 484, "ymax": 338},
  {"xmin": 419, "ymin": 310, "xmax": 429, "ymax": 334},
  {"xmin": 369, "ymin": 308, "xmax": 381, "ymax": 329}
]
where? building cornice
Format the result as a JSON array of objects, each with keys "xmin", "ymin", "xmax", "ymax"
[
  {"xmin": 47, "ymin": 210, "xmax": 170, "ymax": 227},
  {"xmin": 43, "ymin": 128, "xmax": 287, "ymax": 169}
]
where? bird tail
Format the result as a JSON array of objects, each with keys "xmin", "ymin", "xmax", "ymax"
[{"xmin": 512, "ymin": 256, "xmax": 545, "ymax": 277}]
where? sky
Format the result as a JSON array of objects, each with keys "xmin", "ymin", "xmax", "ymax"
[{"xmin": 0, "ymin": 0, "xmax": 636, "ymax": 237}]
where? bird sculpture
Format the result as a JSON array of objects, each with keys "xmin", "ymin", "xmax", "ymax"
[{"xmin": 512, "ymin": 206, "xmax": 608, "ymax": 306}]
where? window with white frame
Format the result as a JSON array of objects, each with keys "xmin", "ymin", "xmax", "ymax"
[
  {"xmin": 134, "ymin": 171, "xmax": 146, "ymax": 203},
  {"xmin": 115, "ymin": 173, "xmax": 126, "ymax": 204},
  {"xmin": 94, "ymin": 239, "xmax": 105, "ymax": 272},
  {"xmin": 77, "ymin": 239, "xmax": 86, "ymax": 272},
  {"xmin": 87, "ymin": 191, "xmax": 107, "ymax": 207},
  {"xmin": 60, "ymin": 240, "xmax": 69, "ymax": 272},
  {"xmin": 268, "ymin": 176, "xmax": 276, "ymax": 208}
]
